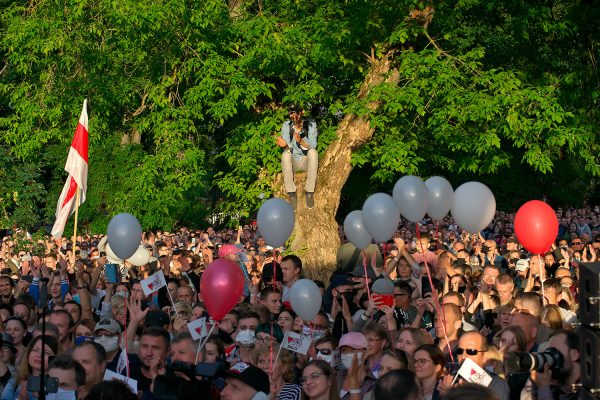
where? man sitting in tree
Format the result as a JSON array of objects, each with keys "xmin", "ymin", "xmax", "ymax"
[{"xmin": 276, "ymin": 104, "xmax": 318, "ymax": 210}]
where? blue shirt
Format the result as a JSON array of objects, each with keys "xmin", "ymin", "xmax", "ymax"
[{"xmin": 280, "ymin": 119, "xmax": 318, "ymax": 161}]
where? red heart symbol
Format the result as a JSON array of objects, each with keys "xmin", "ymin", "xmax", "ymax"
[
  {"xmin": 470, "ymin": 369, "xmax": 476, "ymax": 375},
  {"xmin": 195, "ymin": 327, "xmax": 202, "ymax": 334},
  {"xmin": 147, "ymin": 283, "xmax": 154, "ymax": 290},
  {"xmin": 287, "ymin": 337, "xmax": 293, "ymax": 343}
]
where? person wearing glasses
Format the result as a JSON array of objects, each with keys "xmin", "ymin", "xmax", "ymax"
[
  {"xmin": 412, "ymin": 344, "xmax": 445, "ymax": 400},
  {"xmin": 301, "ymin": 360, "xmax": 339, "ymax": 400},
  {"xmin": 275, "ymin": 104, "xmax": 319, "ymax": 210},
  {"xmin": 453, "ymin": 331, "xmax": 509, "ymax": 400}
]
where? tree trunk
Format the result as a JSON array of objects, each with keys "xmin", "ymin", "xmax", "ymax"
[{"xmin": 275, "ymin": 52, "xmax": 398, "ymax": 282}]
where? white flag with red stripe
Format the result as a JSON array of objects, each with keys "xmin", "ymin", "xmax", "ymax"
[{"xmin": 51, "ymin": 99, "xmax": 89, "ymax": 239}]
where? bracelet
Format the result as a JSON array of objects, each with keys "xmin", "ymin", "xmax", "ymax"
[{"xmin": 349, "ymin": 389, "xmax": 361, "ymax": 394}]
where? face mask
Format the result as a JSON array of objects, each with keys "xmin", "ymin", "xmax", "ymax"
[
  {"xmin": 237, "ymin": 329, "xmax": 255, "ymax": 347},
  {"xmin": 316, "ymin": 353, "xmax": 333, "ymax": 365},
  {"xmin": 48, "ymin": 388, "xmax": 76, "ymax": 400},
  {"xmin": 72, "ymin": 294, "xmax": 80, "ymax": 304},
  {"xmin": 341, "ymin": 352, "xmax": 362, "ymax": 370},
  {"xmin": 372, "ymin": 368, "xmax": 380, "ymax": 379},
  {"xmin": 95, "ymin": 335, "xmax": 119, "ymax": 352},
  {"xmin": 75, "ymin": 335, "xmax": 94, "ymax": 346},
  {"xmin": 481, "ymin": 245, "xmax": 490, "ymax": 254}
]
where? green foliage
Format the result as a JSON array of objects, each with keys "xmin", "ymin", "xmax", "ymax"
[{"xmin": 0, "ymin": 0, "xmax": 598, "ymax": 232}]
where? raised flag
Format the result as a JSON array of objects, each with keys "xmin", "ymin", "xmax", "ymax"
[
  {"xmin": 51, "ymin": 99, "xmax": 89, "ymax": 239},
  {"xmin": 281, "ymin": 331, "xmax": 311, "ymax": 355},
  {"xmin": 187, "ymin": 317, "xmax": 208, "ymax": 340},
  {"xmin": 455, "ymin": 357, "xmax": 492, "ymax": 387},
  {"xmin": 141, "ymin": 270, "xmax": 167, "ymax": 297}
]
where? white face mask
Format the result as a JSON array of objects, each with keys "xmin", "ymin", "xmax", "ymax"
[
  {"xmin": 341, "ymin": 352, "xmax": 363, "ymax": 370},
  {"xmin": 95, "ymin": 335, "xmax": 119, "ymax": 352},
  {"xmin": 316, "ymin": 353, "xmax": 333, "ymax": 364},
  {"xmin": 236, "ymin": 329, "xmax": 255, "ymax": 347}
]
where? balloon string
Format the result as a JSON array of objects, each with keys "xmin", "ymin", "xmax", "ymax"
[
  {"xmin": 272, "ymin": 249, "xmax": 278, "ymax": 287},
  {"xmin": 381, "ymin": 242, "xmax": 388, "ymax": 268},
  {"xmin": 124, "ymin": 296, "xmax": 130, "ymax": 377},
  {"xmin": 416, "ymin": 223, "xmax": 455, "ymax": 364},
  {"xmin": 269, "ymin": 321, "xmax": 274, "ymax": 376},
  {"xmin": 435, "ymin": 221, "xmax": 440, "ymax": 251},
  {"xmin": 539, "ymin": 254, "xmax": 545, "ymax": 303},
  {"xmin": 362, "ymin": 250, "xmax": 372, "ymax": 315}
]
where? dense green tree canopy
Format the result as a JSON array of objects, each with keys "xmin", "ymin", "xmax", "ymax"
[{"xmin": 0, "ymin": 0, "xmax": 598, "ymax": 232}]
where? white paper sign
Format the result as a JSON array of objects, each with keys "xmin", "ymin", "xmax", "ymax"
[
  {"xmin": 187, "ymin": 317, "xmax": 208, "ymax": 340},
  {"xmin": 141, "ymin": 270, "xmax": 167, "ymax": 296},
  {"xmin": 281, "ymin": 331, "xmax": 311, "ymax": 355},
  {"xmin": 456, "ymin": 357, "xmax": 492, "ymax": 387},
  {"xmin": 104, "ymin": 369, "xmax": 138, "ymax": 394}
]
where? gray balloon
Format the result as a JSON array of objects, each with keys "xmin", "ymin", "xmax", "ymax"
[
  {"xmin": 451, "ymin": 181, "xmax": 496, "ymax": 233},
  {"xmin": 107, "ymin": 213, "xmax": 142, "ymax": 260},
  {"xmin": 289, "ymin": 279, "xmax": 322, "ymax": 321},
  {"xmin": 257, "ymin": 198, "xmax": 295, "ymax": 248},
  {"xmin": 392, "ymin": 175, "xmax": 429, "ymax": 223},
  {"xmin": 425, "ymin": 176, "xmax": 454, "ymax": 220},
  {"xmin": 362, "ymin": 193, "xmax": 400, "ymax": 243},
  {"xmin": 343, "ymin": 210, "xmax": 372, "ymax": 250}
]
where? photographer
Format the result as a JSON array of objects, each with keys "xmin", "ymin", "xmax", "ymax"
[
  {"xmin": 521, "ymin": 330, "xmax": 580, "ymax": 400},
  {"xmin": 151, "ymin": 333, "xmax": 215, "ymax": 400}
]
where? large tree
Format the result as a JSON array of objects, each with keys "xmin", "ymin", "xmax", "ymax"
[{"xmin": 0, "ymin": 0, "xmax": 598, "ymax": 277}]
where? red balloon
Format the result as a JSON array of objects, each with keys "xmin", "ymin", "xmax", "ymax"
[
  {"xmin": 200, "ymin": 259, "xmax": 245, "ymax": 321},
  {"xmin": 514, "ymin": 200, "xmax": 558, "ymax": 254}
]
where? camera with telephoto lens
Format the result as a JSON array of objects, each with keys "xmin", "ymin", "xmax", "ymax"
[
  {"xmin": 505, "ymin": 347, "xmax": 564, "ymax": 378},
  {"xmin": 154, "ymin": 361, "xmax": 227, "ymax": 400}
]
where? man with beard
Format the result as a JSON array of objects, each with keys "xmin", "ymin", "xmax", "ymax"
[{"xmin": 523, "ymin": 330, "xmax": 580, "ymax": 400}]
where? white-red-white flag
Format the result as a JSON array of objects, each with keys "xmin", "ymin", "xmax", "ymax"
[{"xmin": 51, "ymin": 99, "xmax": 89, "ymax": 239}]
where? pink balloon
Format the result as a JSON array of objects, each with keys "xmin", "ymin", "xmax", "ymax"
[{"xmin": 200, "ymin": 259, "xmax": 245, "ymax": 321}]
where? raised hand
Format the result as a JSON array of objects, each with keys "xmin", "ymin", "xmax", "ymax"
[{"xmin": 127, "ymin": 295, "xmax": 149, "ymax": 325}]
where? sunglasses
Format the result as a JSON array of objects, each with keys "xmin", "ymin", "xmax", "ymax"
[
  {"xmin": 316, "ymin": 348, "xmax": 332, "ymax": 356},
  {"xmin": 456, "ymin": 348, "xmax": 486, "ymax": 355},
  {"xmin": 572, "ymin": 242, "xmax": 582, "ymax": 245}
]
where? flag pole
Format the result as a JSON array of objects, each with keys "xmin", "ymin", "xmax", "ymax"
[{"xmin": 71, "ymin": 187, "xmax": 81, "ymax": 265}]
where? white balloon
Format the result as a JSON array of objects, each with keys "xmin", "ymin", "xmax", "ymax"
[
  {"xmin": 362, "ymin": 193, "xmax": 400, "ymax": 243},
  {"xmin": 343, "ymin": 210, "xmax": 372, "ymax": 250},
  {"xmin": 425, "ymin": 176, "xmax": 454, "ymax": 220},
  {"xmin": 451, "ymin": 181, "xmax": 496, "ymax": 233},
  {"xmin": 97, "ymin": 236, "xmax": 107, "ymax": 253},
  {"xmin": 392, "ymin": 175, "xmax": 429, "ymax": 223},
  {"xmin": 289, "ymin": 279, "xmax": 322, "ymax": 321},
  {"xmin": 105, "ymin": 243, "xmax": 122, "ymax": 263},
  {"xmin": 126, "ymin": 246, "xmax": 151, "ymax": 267}
]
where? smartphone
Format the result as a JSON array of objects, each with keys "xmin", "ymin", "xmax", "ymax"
[
  {"xmin": 104, "ymin": 264, "xmax": 119, "ymax": 284},
  {"xmin": 422, "ymin": 277, "xmax": 432, "ymax": 296},
  {"xmin": 373, "ymin": 294, "xmax": 394, "ymax": 307},
  {"xmin": 22, "ymin": 275, "xmax": 33, "ymax": 283}
]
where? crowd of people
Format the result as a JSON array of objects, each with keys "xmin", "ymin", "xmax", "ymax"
[{"xmin": 0, "ymin": 205, "xmax": 590, "ymax": 400}]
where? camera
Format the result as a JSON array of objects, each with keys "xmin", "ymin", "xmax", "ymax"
[
  {"xmin": 154, "ymin": 361, "xmax": 227, "ymax": 400},
  {"xmin": 505, "ymin": 348, "xmax": 564, "ymax": 378}
]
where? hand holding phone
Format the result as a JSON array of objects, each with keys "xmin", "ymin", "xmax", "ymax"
[{"xmin": 104, "ymin": 264, "xmax": 119, "ymax": 284}]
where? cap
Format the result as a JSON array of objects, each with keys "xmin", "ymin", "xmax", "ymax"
[
  {"xmin": 515, "ymin": 259, "xmax": 529, "ymax": 272},
  {"xmin": 145, "ymin": 310, "xmax": 170, "ymax": 328},
  {"xmin": 94, "ymin": 318, "xmax": 122, "ymax": 334},
  {"xmin": 218, "ymin": 244, "xmax": 243, "ymax": 258},
  {"xmin": 337, "ymin": 332, "xmax": 368, "ymax": 350},
  {"xmin": 1, "ymin": 333, "xmax": 15, "ymax": 352},
  {"xmin": 371, "ymin": 278, "xmax": 394, "ymax": 295},
  {"xmin": 224, "ymin": 362, "xmax": 270, "ymax": 394}
]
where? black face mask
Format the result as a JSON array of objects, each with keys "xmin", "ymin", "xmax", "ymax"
[
  {"xmin": 481, "ymin": 245, "xmax": 490, "ymax": 254},
  {"xmin": 457, "ymin": 285, "xmax": 467, "ymax": 294}
]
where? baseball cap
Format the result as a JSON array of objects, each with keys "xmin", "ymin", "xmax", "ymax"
[
  {"xmin": 337, "ymin": 332, "xmax": 368, "ymax": 350},
  {"xmin": 372, "ymin": 278, "xmax": 394, "ymax": 295},
  {"xmin": 1, "ymin": 333, "xmax": 15, "ymax": 352},
  {"xmin": 94, "ymin": 318, "xmax": 122, "ymax": 334},
  {"xmin": 224, "ymin": 362, "xmax": 270, "ymax": 394},
  {"xmin": 515, "ymin": 259, "xmax": 529, "ymax": 272},
  {"xmin": 218, "ymin": 244, "xmax": 243, "ymax": 258},
  {"xmin": 145, "ymin": 310, "xmax": 170, "ymax": 328}
]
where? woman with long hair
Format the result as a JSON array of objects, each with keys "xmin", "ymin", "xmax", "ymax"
[
  {"xmin": 413, "ymin": 344, "xmax": 445, "ymax": 400},
  {"xmin": 395, "ymin": 327, "xmax": 433, "ymax": 359},
  {"xmin": 1, "ymin": 335, "xmax": 60, "ymax": 400},
  {"xmin": 252, "ymin": 344, "xmax": 301, "ymax": 400},
  {"xmin": 301, "ymin": 360, "xmax": 339, "ymax": 400}
]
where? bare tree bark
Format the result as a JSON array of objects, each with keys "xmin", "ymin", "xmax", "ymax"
[{"xmin": 274, "ymin": 52, "xmax": 398, "ymax": 281}]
